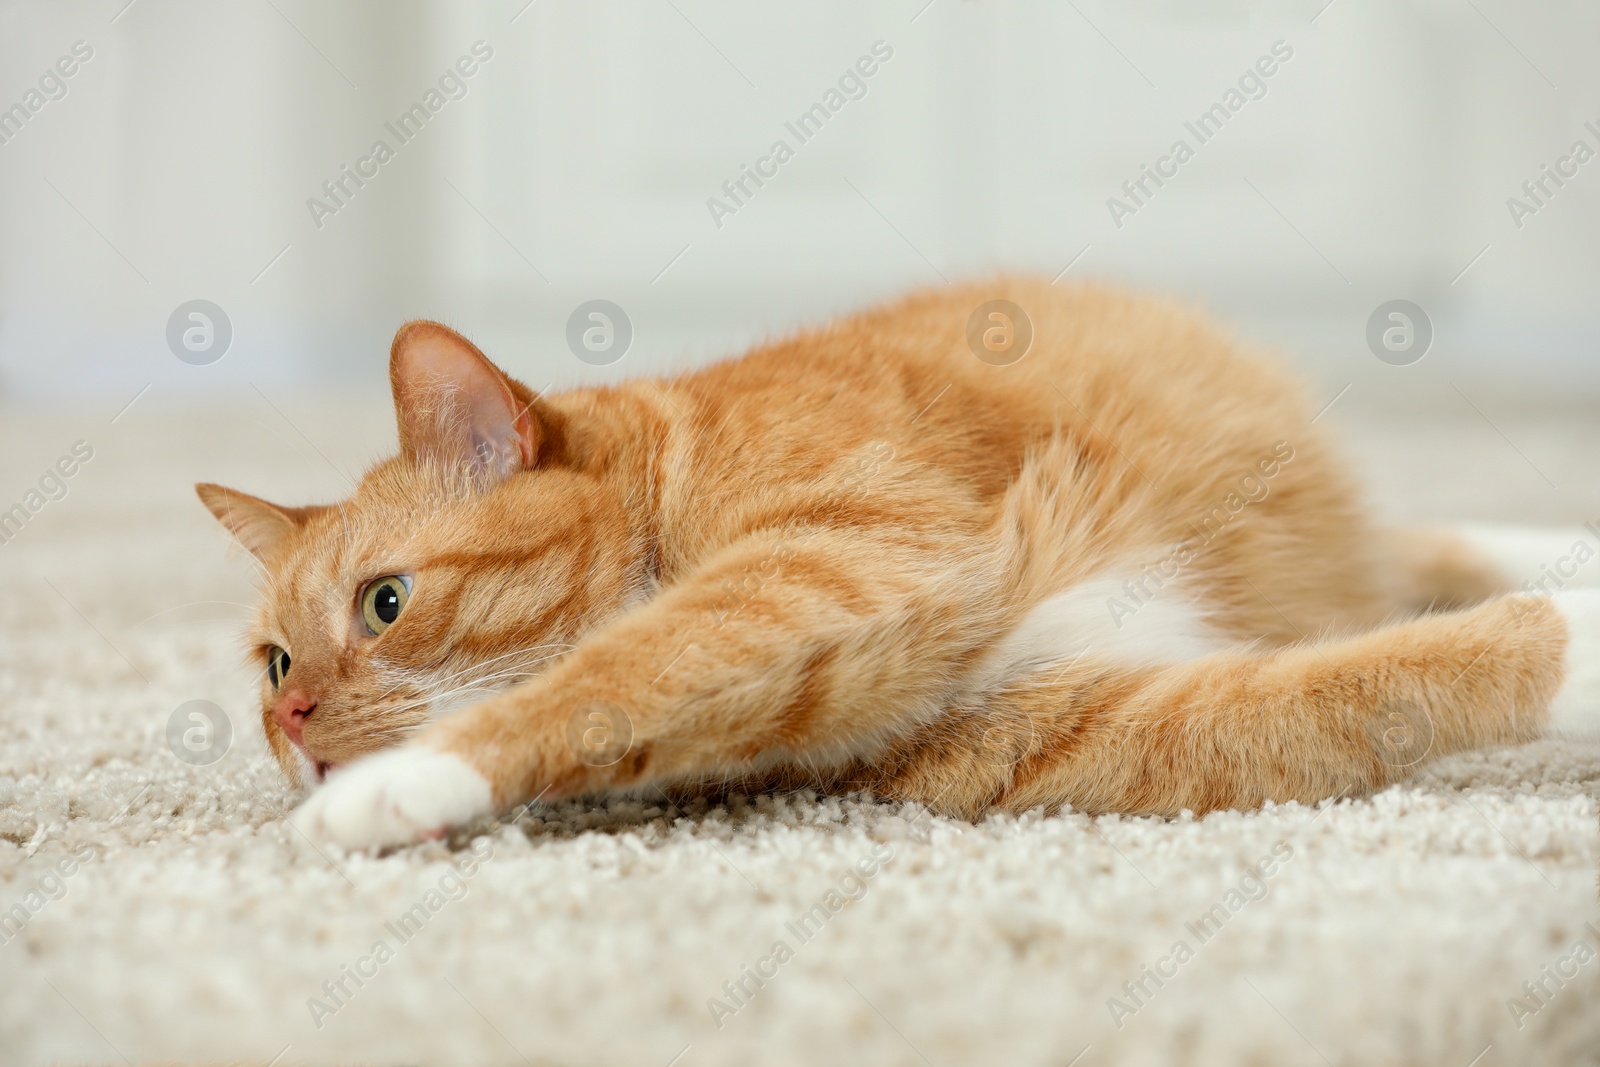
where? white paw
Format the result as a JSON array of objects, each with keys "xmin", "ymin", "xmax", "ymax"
[
  {"xmin": 289, "ymin": 748, "xmax": 493, "ymax": 851},
  {"xmin": 1550, "ymin": 589, "xmax": 1600, "ymax": 740}
]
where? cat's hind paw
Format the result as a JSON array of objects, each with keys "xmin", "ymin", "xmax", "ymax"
[{"xmin": 288, "ymin": 747, "xmax": 493, "ymax": 851}]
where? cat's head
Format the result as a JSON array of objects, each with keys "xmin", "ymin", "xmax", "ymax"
[{"xmin": 198, "ymin": 322, "xmax": 644, "ymax": 789}]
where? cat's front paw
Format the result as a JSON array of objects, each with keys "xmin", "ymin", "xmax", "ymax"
[{"xmin": 289, "ymin": 748, "xmax": 493, "ymax": 851}]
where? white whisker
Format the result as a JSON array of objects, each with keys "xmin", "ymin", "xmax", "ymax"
[
  {"xmin": 363, "ymin": 643, "xmax": 578, "ymax": 728},
  {"xmin": 369, "ymin": 642, "xmax": 576, "ymax": 705}
]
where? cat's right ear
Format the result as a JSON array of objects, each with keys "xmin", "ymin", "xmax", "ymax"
[
  {"xmin": 195, "ymin": 483, "xmax": 321, "ymax": 560},
  {"xmin": 389, "ymin": 320, "xmax": 565, "ymax": 485}
]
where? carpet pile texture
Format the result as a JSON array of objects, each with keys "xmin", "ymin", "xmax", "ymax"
[{"xmin": 2, "ymin": 398, "xmax": 1599, "ymax": 1066}]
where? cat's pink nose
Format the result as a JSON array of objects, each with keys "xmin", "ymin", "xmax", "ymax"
[{"xmin": 273, "ymin": 689, "xmax": 317, "ymax": 749}]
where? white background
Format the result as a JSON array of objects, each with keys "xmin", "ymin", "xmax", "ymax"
[{"xmin": 1, "ymin": 0, "xmax": 1597, "ymax": 411}]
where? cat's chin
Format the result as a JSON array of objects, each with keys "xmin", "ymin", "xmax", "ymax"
[{"xmin": 283, "ymin": 746, "xmax": 339, "ymax": 791}]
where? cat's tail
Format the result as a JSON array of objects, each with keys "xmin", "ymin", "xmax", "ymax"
[{"xmin": 1379, "ymin": 522, "xmax": 1600, "ymax": 613}]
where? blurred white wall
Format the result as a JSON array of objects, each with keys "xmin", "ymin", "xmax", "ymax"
[{"xmin": 1, "ymin": 0, "xmax": 1598, "ymax": 410}]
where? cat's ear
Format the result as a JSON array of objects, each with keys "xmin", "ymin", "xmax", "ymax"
[
  {"xmin": 195, "ymin": 483, "xmax": 324, "ymax": 560},
  {"xmin": 389, "ymin": 320, "xmax": 564, "ymax": 483}
]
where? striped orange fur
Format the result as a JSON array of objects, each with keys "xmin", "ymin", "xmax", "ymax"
[{"xmin": 198, "ymin": 279, "xmax": 1575, "ymax": 841}]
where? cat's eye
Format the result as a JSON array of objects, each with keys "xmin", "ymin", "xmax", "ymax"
[
  {"xmin": 266, "ymin": 646, "xmax": 291, "ymax": 691},
  {"xmin": 361, "ymin": 575, "xmax": 412, "ymax": 636}
]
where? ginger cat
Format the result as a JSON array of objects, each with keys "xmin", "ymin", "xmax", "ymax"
[{"xmin": 197, "ymin": 280, "xmax": 1600, "ymax": 850}]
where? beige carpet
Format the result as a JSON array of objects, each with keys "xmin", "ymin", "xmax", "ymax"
[{"xmin": 2, "ymin": 394, "xmax": 1600, "ymax": 1067}]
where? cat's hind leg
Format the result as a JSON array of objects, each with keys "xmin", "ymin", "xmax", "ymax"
[{"xmin": 871, "ymin": 590, "xmax": 1600, "ymax": 819}]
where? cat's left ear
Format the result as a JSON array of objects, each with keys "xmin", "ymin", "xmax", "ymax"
[
  {"xmin": 389, "ymin": 320, "xmax": 565, "ymax": 484},
  {"xmin": 195, "ymin": 483, "xmax": 325, "ymax": 560}
]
